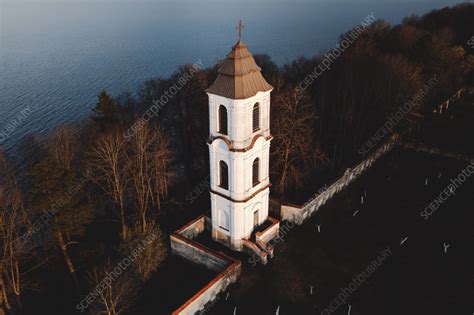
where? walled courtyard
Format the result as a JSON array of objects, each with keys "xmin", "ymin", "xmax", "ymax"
[{"xmin": 207, "ymin": 150, "xmax": 474, "ymax": 314}]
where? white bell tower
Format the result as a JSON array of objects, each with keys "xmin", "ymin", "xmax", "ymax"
[{"xmin": 206, "ymin": 28, "xmax": 274, "ymax": 251}]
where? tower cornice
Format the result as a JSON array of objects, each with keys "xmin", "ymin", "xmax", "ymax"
[
  {"xmin": 207, "ymin": 134, "xmax": 273, "ymax": 152},
  {"xmin": 210, "ymin": 183, "xmax": 271, "ymax": 203}
]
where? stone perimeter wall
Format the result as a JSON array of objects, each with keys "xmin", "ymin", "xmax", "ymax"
[
  {"xmin": 170, "ymin": 233, "xmax": 228, "ymax": 272},
  {"xmin": 255, "ymin": 216, "xmax": 280, "ymax": 244},
  {"xmin": 281, "ymin": 134, "xmax": 399, "ymax": 225},
  {"xmin": 170, "ymin": 132, "xmax": 400, "ymax": 313},
  {"xmin": 170, "ymin": 216, "xmax": 241, "ymax": 315},
  {"xmin": 401, "ymin": 141, "xmax": 474, "ymax": 163}
]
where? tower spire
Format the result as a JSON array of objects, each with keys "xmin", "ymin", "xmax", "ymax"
[{"xmin": 236, "ymin": 20, "xmax": 244, "ymax": 42}]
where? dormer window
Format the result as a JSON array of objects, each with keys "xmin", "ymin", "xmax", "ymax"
[
  {"xmin": 218, "ymin": 105, "xmax": 228, "ymax": 135},
  {"xmin": 252, "ymin": 103, "xmax": 260, "ymax": 132}
]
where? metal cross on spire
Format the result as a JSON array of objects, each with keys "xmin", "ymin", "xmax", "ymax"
[{"xmin": 236, "ymin": 20, "xmax": 245, "ymax": 41}]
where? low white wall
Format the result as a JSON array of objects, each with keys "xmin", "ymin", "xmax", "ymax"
[
  {"xmin": 280, "ymin": 203, "xmax": 302, "ymax": 222},
  {"xmin": 401, "ymin": 142, "xmax": 474, "ymax": 163},
  {"xmin": 172, "ymin": 250, "xmax": 240, "ymax": 315},
  {"xmin": 171, "ymin": 215, "xmax": 241, "ymax": 315},
  {"xmin": 177, "ymin": 216, "xmax": 206, "ymax": 239},
  {"xmin": 170, "ymin": 235, "xmax": 228, "ymax": 272},
  {"xmin": 281, "ymin": 134, "xmax": 399, "ymax": 224},
  {"xmin": 255, "ymin": 217, "xmax": 280, "ymax": 244},
  {"xmin": 433, "ymin": 88, "xmax": 465, "ymax": 114}
]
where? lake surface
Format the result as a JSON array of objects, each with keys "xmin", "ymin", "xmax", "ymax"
[{"xmin": 0, "ymin": 0, "xmax": 466, "ymax": 151}]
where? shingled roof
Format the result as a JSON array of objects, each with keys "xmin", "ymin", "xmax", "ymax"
[{"xmin": 206, "ymin": 40, "xmax": 273, "ymax": 99}]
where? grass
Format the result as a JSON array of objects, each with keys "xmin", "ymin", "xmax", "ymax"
[{"xmin": 207, "ymin": 150, "xmax": 473, "ymax": 315}]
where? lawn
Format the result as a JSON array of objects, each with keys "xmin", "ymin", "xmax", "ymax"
[{"xmin": 207, "ymin": 150, "xmax": 473, "ymax": 315}]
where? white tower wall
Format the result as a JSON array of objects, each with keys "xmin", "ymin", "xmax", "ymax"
[{"xmin": 208, "ymin": 91, "xmax": 272, "ymax": 250}]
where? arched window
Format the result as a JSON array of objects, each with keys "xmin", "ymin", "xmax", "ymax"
[
  {"xmin": 252, "ymin": 103, "xmax": 260, "ymax": 132},
  {"xmin": 252, "ymin": 158, "xmax": 260, "ymax": 187},
  {"xmin": 218, "ymin": 105, "xmax": 228, "ymax": 135},
  {"xmin": 219, "ymin": 161, "xmax": 229, "ymax": 190}
]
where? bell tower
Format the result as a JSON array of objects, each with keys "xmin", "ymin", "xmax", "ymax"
[{"xmin": 206, "ymin": 23, "xmax": 273, "ymax": 250}]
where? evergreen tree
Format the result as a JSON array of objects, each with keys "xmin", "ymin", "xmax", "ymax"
[{"xmin": 92, "ymin": 90, "xmax": 120, "ymax": 127}]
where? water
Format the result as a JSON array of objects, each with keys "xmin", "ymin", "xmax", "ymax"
[{"xmin": 0, "ymin": 0, "xmax": 466, "ymax": 152}]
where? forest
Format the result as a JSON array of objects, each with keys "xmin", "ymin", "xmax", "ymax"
[{"xmin": 1, "ymin": 3, "xmax": 473, "ymax": 314}]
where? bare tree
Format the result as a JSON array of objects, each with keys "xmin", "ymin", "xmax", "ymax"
[
  {"xmin": 89, "ymin": 130, "xmax": 129, "ymax": 239},
  {"xmin": 47, "ymin": 124, "xmax": 78, "ymax": 171},
  {"xmin": 87, "ymin": 260, "xmax": 138, "ymax": 315},
  {"xmin": 28, "ymin": 126, "xmax": 93, "ymax": 293},
  {"xmin": 150, "ymin": 125, "xmax": 172, "ymax": 210},
  {"xmin": 126, "ymin": 124, "xmax": 172, "ymax": 232},
  {"xmin": 0, "ymin": 151, "xmax": 31, "ymax": 314},
  {"xmin": 48, "ymin": 125, "xmax": 82, "ymax": 284},
  {"xmin": 271, "ymin": 87, "xmax": 325, "ymax": 197},
  {"xmin": 126, "ymin": 126, "xmax": 154, "ymax": 233}
]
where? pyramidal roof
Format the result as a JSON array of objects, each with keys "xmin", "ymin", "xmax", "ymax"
[{"xmin": 206, "ymin": 40, "xmax": 273, "ymax": 99}]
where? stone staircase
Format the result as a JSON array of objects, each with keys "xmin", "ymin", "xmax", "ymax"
[{"xmin": 241, "ymin": 239, "xmax": 269, "ymax": 265}]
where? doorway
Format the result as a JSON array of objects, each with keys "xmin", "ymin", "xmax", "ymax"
[{"xmin": 253, "ymin": 210, "xmax": 259, "ymax": 228}]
